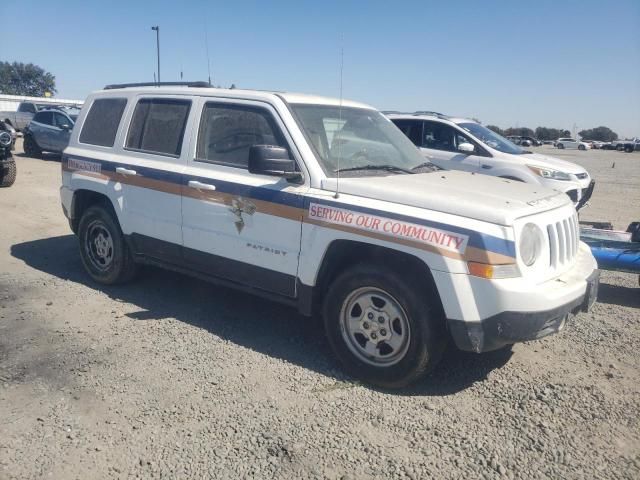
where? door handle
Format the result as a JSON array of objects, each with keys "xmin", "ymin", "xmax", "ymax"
[
  {"xmin": 116, "ymin": 167, "xmax": 137, "ymax": 176},
  {"xmin": 188, "ymin": 180, "xmax": 216, "ymax": 191}
]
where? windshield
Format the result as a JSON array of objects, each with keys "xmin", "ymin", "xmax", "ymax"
[
  {"xmin": 290, "ymin": 104, "xmax": 430, "ymax": 177},
  {"xmin": 457, "ymin": 122, "xmax": 526, "ymax": 155}
]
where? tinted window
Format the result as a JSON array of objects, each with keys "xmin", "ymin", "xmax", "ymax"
[
  {"xmin": 391, "ymin": 119, "xmax": 423, "ymax": 146},
  {"xmin": 53, "ymin": 113, "xmax": 72, "ymax": 128},
  {"xmin": 196, "ymin": 103, "xmax": 287, "ymax": 168},
  {"xmin": 79, "ymin": 98, "xmax": 127, "ymax": 147},
  {"xmin": 19, "ymin": 103, "xmax": 36, "ymax": 113},
  {"xmin": 34, "ymin": 111, "xmax": 54, "ymax": 125},
  {"xmin": 126, "ymin": 98, "xmax": 191, "ymax": 156}
]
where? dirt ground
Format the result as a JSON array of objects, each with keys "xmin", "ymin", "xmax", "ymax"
[{"xmin": 1, "ymin": 141, "xmax": 638, "ymax": 479}]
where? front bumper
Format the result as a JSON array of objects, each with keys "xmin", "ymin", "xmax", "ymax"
[{"xmin": 449, "ymin": 268, "xmax": 600, "ymax": 353}]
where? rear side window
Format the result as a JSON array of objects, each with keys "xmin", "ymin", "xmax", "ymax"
[
  {"xmin": 392, "ymin": 119, "xmax": 423, "ymax": 146},
  {"xmin": 126, "ymin": 98, "xmax": 191, "ymax": 157},
  {"xmin": 195, "ymin": 103, "xmax": 287, "ymax": 168},
  {"xmin": 79, "ymin": 98, "xmax": 127, "ymax": 147}
]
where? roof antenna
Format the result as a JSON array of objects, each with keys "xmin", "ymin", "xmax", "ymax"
[
  {"xmin": 334, "ymin": 36, "xmax": 344, "ymax": 199},
  {"xmin": 204, "ymin": 20, "xmax": 212, "ymax": 86}
]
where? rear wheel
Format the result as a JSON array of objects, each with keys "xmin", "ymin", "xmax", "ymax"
[
  {"xmin": 578, "ymin": 145, "xmax": 586, "ymax": 151},
  {"xmin": 23, "ymin": 135, "xmax": 42, "ymax": 158},
  {"xmin": 0, "ymin": 160, "xmax": 16, "ymax": 187},
  {"xmin": 77, "ymin": 203, "xmax": 137, "ymax": 284},
  {"xmin": 323, "ymin": 264, "xmax": 445, "ymax": 388},
  {"xmin": 557, "ymin": 143, "xmax": 564, "ymax": 149}
]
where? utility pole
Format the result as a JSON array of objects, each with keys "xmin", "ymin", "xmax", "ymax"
[{"xmin": 151, "ymin": 26, "xmax": 160, "ymax": 84}]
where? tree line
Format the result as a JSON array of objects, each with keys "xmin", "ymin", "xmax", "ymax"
[{"xmin": 486, "ymin": 124, "xmax": 618, "ymax": 142}]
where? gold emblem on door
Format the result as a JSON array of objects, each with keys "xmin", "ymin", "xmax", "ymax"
[{"xmin": 229, "ymin": 197, "xmax": 256, "ymax": 233}]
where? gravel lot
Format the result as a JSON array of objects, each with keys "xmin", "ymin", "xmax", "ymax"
[{"xmin": 1, "ymin": 142, "xmax": 638, "ymax": 479}]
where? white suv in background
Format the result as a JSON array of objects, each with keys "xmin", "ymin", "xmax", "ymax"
[{"xmin": 387, "ymin": 113, "xmax": 594, "ymax": 210}]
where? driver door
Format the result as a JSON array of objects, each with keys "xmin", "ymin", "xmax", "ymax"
[
  {"xmin": 419, "ymin": 121, "xmax": 479, "ymax": 172},
  {"xmin": 51, "ymin": 112, "xmax": 73, "ymax": 152}
]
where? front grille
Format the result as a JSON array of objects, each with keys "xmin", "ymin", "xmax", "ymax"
[
  {"xmin": 546, "ymin": 211, "xmax": 579, "ymax": 269},
  {"xmin": 576, "ymin": 173, "xmax": 588, "ymax": 180}
]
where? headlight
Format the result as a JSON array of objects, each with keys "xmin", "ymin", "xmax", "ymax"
[
  {"xmin": 527, "ymin": 165, "xmax": 571, "ymax": 181},
  {"xmin": 519, "ymin": 223, "xmax": 544, "ymax": 266}
]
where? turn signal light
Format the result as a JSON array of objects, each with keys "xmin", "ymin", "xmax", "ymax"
[{"xmin": 467, "ymin": 262, "xmax": 520, "ymax": 279}]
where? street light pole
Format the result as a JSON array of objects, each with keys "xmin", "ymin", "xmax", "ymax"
[{"xmin": 151, "ymin": 26, "xmax": 160, "ymax": 84}]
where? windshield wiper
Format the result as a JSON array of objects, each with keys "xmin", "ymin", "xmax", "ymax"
[
  {"xmin": 411, "ymin": 161, "xmax": 439, "ymax": 172},
  {"xmin": 335, "ymin": 164, "xmax": 413, "ymax": 174}
]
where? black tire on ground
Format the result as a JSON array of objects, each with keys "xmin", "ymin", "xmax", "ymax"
[
  {"xmin": 0, "ymin": 160, "xmax": 16, "ymax": 187},
  {"xmin": 624, "ymin": 145, "xmax": 634, "ymax": 153},
  {"xmin": 323, "ymin": 263, "xmax": 446, "ymax": 388},
  {"xmin": 23, "ymin": 135, "xmax": 42, "ymax": 158},
  {"xmin": 578, "ymin": 145, "xmax": 586, "ymax": 151},
  {"xmin": 77, "ymin": 203, "xmax": 138, "ymax": 285},
  {"xmin": 557, "ymin": 143, "xmax": 564, "ymax": 149}
]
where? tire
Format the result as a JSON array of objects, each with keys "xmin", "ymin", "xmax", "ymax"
[
  {"xmin": 23, "ymin": 135, "xmax": 42, "ymax": 158},
  {"xmin": 323, "ymin": 263, "xmax": 445, "ymax": 388},
  {"xmin": 624, "ymin": 145, "xmax": 633, "ymax": 153},
  {"xmin": 557, "ymin": 143, "xmax": 564, "ymax": 149},
  {"xmin": 77, "ymin": 203, "xmax": 138, "ymax": 285},
  {"xmin": 0, "ymin": 160, "xmax": 16, "ymax": 187},
  {"xmin": 578, "ymin": 145, "xmax": 586, "ymax": 151}
]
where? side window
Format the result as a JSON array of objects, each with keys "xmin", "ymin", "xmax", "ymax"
[
  {"xmin": 196, "ymin": 103, "xmax": 288, "ymax": 168},
  {"xmin": 34, "ymin": 111, "xmax": 54, "ymax": 125},
  {"xmin": 19, "ymin": 103, "xmax": 36, "ymax": 113},
  {"xmin": 422, "ymin": 121, "xmax": 456, "ymax": 152},
  {"xmin": 79, "ymin": 98, "xmax": 127, "ymax": 147},
  {"xmin": 126, "ymin": 98, "xmax": 191, "ymax": 157},
  {"xmin": 53, "ymin": 113, "xmax": 71, "ymax": 128},
  {"xmin": 391, "ymin": 120, "xmax": 422, "ymax": 146}
]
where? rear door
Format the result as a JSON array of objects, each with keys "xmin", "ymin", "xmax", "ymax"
[
  {"xmin": 420, "ymin": 120, "xmax": 480, "ymax": 172},
  {"xmin": 181, "ymin": 98, "xmax": 306, "ymax": 297}
]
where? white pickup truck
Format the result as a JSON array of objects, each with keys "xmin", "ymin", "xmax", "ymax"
[{"xmin": 60, "ymin": 83, "xmax": 600, "ymax": 388}]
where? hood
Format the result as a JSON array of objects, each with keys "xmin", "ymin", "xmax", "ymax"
[
  {"xmin": 322, "ymin": 171, "xmax": 571, "ymax": 226},
  {"xmin": 519, "ymin": 152, "xmax": 586, "ymax": 174}
]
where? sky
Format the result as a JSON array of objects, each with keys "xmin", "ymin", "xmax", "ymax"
[{"xmin": 2, "ymin": 0, "xmax": 639, "ymax": 137}]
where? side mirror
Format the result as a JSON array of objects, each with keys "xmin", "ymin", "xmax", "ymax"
[
  {"xmin": 248, "ymin": 145, "xmax": 301, "ymax": 180},
  {"xmin": 458, "ymin": 142, "xmax": 475, "ymax": 153},
  {"xmin": 59, "ymin": 124, "xmax": 71, "ymax": 131}
]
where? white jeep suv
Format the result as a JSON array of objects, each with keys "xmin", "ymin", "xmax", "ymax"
[
  {"xmin": 60, "ymin": 83, "xmax": 599, "ymax": 388},
  {"xmin": 388, "ymin": 113, "xmax": 594, "ymax": 210}
]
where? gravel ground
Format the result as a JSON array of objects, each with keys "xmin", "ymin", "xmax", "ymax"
[{"xmin": 1, "ymin": 142, "xmax": 639, "ymax": 479}]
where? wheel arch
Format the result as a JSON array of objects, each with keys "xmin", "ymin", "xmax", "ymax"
[
  {"xmin": 69, "ymin": 189, "xmax": 119, "ymax": 234},
  {"xmin": 300, "ymin": 239, "xmax": 443, "ymax": 318}
]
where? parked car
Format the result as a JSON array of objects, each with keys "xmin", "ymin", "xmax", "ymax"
[
  {"xmin": 521, "ymin": 136, "xmax": 542, "ymax": 146},
  {"xmin": 388, "ymin": 113, "xmax": 594, "ymax": 210},
  {"xmin": 0, "ymin": 101, "xmax": 82, "ymax": 131},
  {"xmin": 507, "ymin": 136, "xmax": 532, "ymax": 147},
  {"xmin": 23, "ymin": 109, "xmax": 75, "ymax": 157},
  {"xmin": 60, "ymin": 82, "xmax": 599, "ymax": 388},
  {"xmin": 611, "ymin": 138, "xmax": 640, "ymax": 153},
  {"xmin": 556, "ymin": 138, "xmax": 591, "ymax": 150},
  {"xmin": 0, "ymin": 128, "xmax": 16, "ymax": 187}
]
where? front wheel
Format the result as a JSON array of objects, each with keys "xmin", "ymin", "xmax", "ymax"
[
  {"xmin": 23, "ymin": 135, "xmax": 42, "ymax": 158},
  {"xmin": 557, "ymin": 143, "xmax": 564, "ymax": 149},
  {"xmin": 323, "ymin": 264, "xmax": 445, "ymax": 388},
  {"xmin": 578, "ymin": 145, "xmax": 586, "ymax": 151},
  {"xmin": 77, "ymin": 203, "xmax": 137, "ymax": 284}
]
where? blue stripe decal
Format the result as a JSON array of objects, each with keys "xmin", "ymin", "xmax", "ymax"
[{"xmin": 65, "ymin": 155, "xmax": 515, "ymax": 258}]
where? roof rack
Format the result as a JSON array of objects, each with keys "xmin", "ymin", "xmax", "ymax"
[
  {"xmin": 412, "ymin": 110, "xmax": 448, "ymax": 118},
  {"xmin": 104, "ymin": 81, "xmax": 212, "ymax": 90}
]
